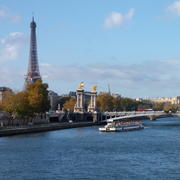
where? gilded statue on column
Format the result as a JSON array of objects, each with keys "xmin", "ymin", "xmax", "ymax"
[
  {"xmin": 92, "ymin": 85, "xmax": 97, "ymax": 92},
  {"xmin": 78, "ymin": 82, "xmax": 84, "ymax": 90}
]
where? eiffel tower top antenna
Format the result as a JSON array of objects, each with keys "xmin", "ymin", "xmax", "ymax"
[{"xmin": 32, "ymin": 12, "xmax": 34, "ymax": 21}]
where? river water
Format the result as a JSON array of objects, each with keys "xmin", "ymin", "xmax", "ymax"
[{"xmin": 0, "ymin": 116, "xmax": 180, "ymax": 180}]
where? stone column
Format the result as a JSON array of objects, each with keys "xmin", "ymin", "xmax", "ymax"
[
  {"xmin": 88, "ymin": 91, "xmax": 97, "ymax": 112},
  {"xmin": 74, "ymin": 89, "xmax": 84, "ymax": 113},
  {"xmin": 149, "ymin": 115, "xmax": 156, "ymax": 121}
]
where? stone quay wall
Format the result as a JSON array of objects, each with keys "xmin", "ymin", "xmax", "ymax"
[{"xmin": 0, "ymin": 114, "xmax": 49, "ymax": 126}]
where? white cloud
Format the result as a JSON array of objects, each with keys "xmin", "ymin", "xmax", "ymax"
[
  {"xmin": 0, "ymin": 32, "xmax": 29, "ymax": 63},
  {"xmin": 2, "ymin": 58, "xmax": 180, "ymax": 96},
  {"xmin": 167, "ymin": 1, "xmax": 180, "ymax": 16},
  {"xmin": 103, "ymin": 8, "xmax": 135, "ymax": 29},
  {"xmin": 40, "ymin": 63, "xmax": 52, "ymax": 67},
  {"xmin": 0, "ymin": 5, "xmax": 22, "ymax": 23},
  {"xmin": 0, "ymin": 65, "xmax": 26, "ymax": 91},
  {"xmin": 39, "ymin": 58, "xmax": 180, "ymax": 91}
]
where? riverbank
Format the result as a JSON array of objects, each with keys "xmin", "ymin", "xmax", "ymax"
[
  {"xmin": 0, "ymin": 113, "xmax": 172, "ymax": 137},
  {"xmin": 0, "ymin": 121, "xmax": 106, "ymax": 137}
]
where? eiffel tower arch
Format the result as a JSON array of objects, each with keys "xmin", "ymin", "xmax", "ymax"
[{"xmin": 22, "ymin": 14, "xmax": 41, "ymax": 91}]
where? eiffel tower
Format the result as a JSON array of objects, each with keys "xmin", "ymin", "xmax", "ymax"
[{"xmin": 22, "ymin": 14, "xmax": 41, "ymax": 91}]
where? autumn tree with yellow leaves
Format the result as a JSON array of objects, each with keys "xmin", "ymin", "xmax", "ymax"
[
  {"xmin": 1, "ymin": 79, "xmax": 50, "ymax": 121},
  {"xmin": 26, "ymin": 79, "xmax": 50, "ymax": 114},
  {"xmin": 1, "ymin": 89, "xmax": 20, "ymax": 118},
  {"xmin": 97, "ymin": 92, "xmax": 114, "ymax": 111},
  {"xmin": 63, "ymin": 98, "xmax": 77, "ymax": 111}
]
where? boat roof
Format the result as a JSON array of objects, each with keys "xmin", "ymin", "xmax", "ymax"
[{"xmin": 106, "ymin": 119, "xmax": 114, "ymax": 123}]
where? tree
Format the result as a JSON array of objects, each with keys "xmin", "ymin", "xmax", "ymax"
[
  {"xmin": 26, "ymin": 79, "xmax": 50, "ymax": 113},
  {"xmin": 97, "ymin": 92, "xmax": 114, "ymax": 111},
  {"xmin": 14, "ymin": 80, "xmax": 50, "ymax": 122},
  {"xmin": 0, "ymin": 103, "xmax": 3, "ymax": 112},
  {"xmin": 2, "ymin": 89, "xmax": 19, "ymax": 117},
  {"xmin": 163, "ymin": 102, "xmax": 177, "ymax": 113},
  {"xmin": 63, "ymin": 98, "xmax": 77, "ymax": 111},
  {"xmin": 1, "ymin": 80, "xmax": 50, "ymax": 125},
  {"xmin": 113, "ymin": 98, "xmax": 122, "ymax": 111},
  {"xmin": 60, "ymin": 97, "xmax": 71, "ymax": 110},
  {"xmin": 15, "ymin": 91, "xmax": 34, "ymax": 121},
  {"xmin": 136, "ymin": 101, "xmax": 152, "ymax": 110},
  {"xmin": 1, "ymin": 89, "xmax": 23, "ymax": 125},
  {"xmin": 153, "ymin": 103, "xmax": 163, "ymax": 111},
  {"xmin": 121, "ymin": 98, "xmax": 136, "ymax": 111}
]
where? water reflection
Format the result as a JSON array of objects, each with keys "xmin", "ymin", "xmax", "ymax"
[
  {"xmin": 5, "ymin": 132, "xmax": 48, "ymax": 139},
  {"xmin": 143, "ymin": 116, "xmax": 180, "ymax": 126},
  {"xmin": 76, "ymin": 127, "xmax": 85, "ymax": 136}
]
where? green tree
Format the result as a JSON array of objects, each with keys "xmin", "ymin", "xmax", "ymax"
[
  {"xmin": 113, "ymin": 98, "xmax": 122, "ymax": 111},
  {"xmin": 136, "ymin": 101, "xmax": 152, "ymax": 110},
  {"xmin": 153, "ymin": 103, "xmax": 163, "ymax": 111},
  {"xmin": 121, "ymin": 98, "xmax": 136, "ymax": 111},
  {"xmin": 63, "ymin": 98, "xmax": 77, "ymax": 111}
]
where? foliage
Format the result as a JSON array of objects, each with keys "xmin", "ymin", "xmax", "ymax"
[
  {"xmin": 113, "ymin": 98, "xmax": 122, "ymax": 111},
  {"xmin": 96, "ymin": 92, "xmax": 153, "ymax": 112},
  {"xmin": 153, "ymin": 103, "xmax": 164, "ymax": 111},
  {"xmin": 113, "ymin": 98, "xmax": 137, "ymax": 111},
  {"xmin": 97, "ymin": 93, "xmax": 114, "ymax": 111},
  {"xmin": 15, "ymin": 91, "xmax": 35, "ymax": 119},
  {"xmin": 0, "ymin": 103, "xmax": 3, "ymax": 112},
  {"xmin": 60, "ymin": 97, "xmax": 71, "ymax": 110},
  {"xmin": 1, "ymin": 80, "xmax": 50, "ymax": 120},
  {"xmin": 63, "ymin": 98, "xmax": 76, "ymax": 111},
  {"xmin": 121, "ymin": 98, "xmax": 136, "ymax": 111},
  {"xmin": 163, "ymin": 102, "xmax": 177, "ymax": 113},
  {"xmin": 136, "ymin": 102, "xmax": 152, "ymax": 109},
  {"xmin": 1, "ymin": 89, "xmax": 20, "ymax": 118},
  {"xmin": 26, "ymin": 79, "xmax": 50, "ymax": 113}
]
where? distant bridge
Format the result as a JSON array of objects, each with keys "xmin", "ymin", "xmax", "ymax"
[
  {"xmin": 48, "ymin": 110, "xmax": 180, "ymax": 123},
  {"xmin": 101, "ymin": 111, "xmax": 167, "ymax": 121}
]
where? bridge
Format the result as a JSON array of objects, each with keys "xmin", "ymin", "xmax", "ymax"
[
  {"xmin": 100, "ymin": 111, "xmax": 167, "ymax": 121},
  {"xmin": 49, "ymin": 110, "xmax": 180, "ymax": 123}
]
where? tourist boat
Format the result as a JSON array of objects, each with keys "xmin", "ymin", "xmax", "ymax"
[{"xmin": 99, "ymin": 120, "xmax": 144, "ymax": 132}]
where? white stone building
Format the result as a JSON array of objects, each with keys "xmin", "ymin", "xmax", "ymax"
[{"xmin": 150, "ymin": 96, "xmax": 180, "ymax": 105}]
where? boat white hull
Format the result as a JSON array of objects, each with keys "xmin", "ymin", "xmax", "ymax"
[{"xmin": 99, "ymin": 126, "xmax": 144, "ymax": 132}]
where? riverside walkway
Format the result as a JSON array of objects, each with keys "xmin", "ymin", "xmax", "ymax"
[{"xmin": 0, "ymin": 122, "xmax": 105, "ymax": 137}]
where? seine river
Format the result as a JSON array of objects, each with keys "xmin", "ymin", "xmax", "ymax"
[{"xmin": 1, "ymin": 116, "xmax": 180, "ymax": 180}]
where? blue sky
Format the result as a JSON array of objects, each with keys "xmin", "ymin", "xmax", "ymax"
[{"xmin": 1, "ymin": 0, "xmax": 180, "ymax": 98}]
